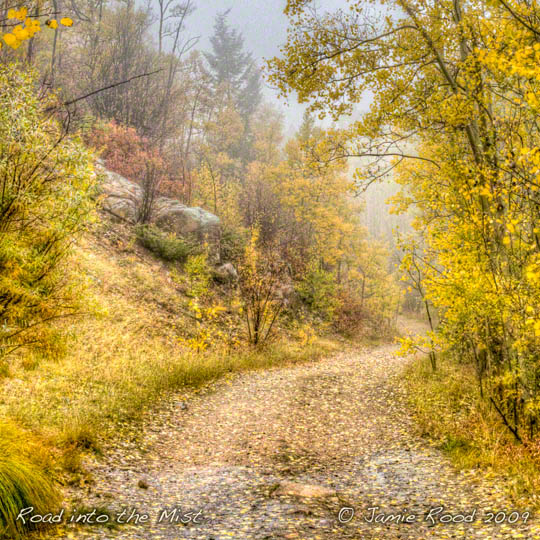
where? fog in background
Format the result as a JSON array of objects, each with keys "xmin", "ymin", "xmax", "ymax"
[
  {"xmin": 176, "ymin": 0, "xmax": 406, "ymax": 240},
  {"xmin": 176, "ymin": 0, "xmax": 353, "ymax": 130}
]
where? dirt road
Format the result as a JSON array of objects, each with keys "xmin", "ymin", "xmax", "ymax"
[{"xmin": 51, "ymin": 336, "xmax": 539, "ymax": 539}]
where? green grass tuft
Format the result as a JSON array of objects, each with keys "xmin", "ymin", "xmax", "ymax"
[
  {"xmin": 135, "ymin": 224, "xmax": 195, "ymax": 262},
  {"xmin": 0, "ymin": 423, "xmax": 59, "ymax": 539}
]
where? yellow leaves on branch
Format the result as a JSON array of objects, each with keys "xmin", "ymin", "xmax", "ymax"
[
  {"xmin": 7, "ymin": 7, "xmax": 27, "ymax": 20},
  {"xmin": 1, "ymin": 7, "xmax": 73, "ymax": 50}
]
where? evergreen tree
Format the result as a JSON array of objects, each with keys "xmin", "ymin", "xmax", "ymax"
[
  {"xmin": 204, "ymin": 12, "xmax": 262, "ymax": 120},
  {"xmin": 297, "ymin": 111, "xmax": 317, "ymax": 145}
]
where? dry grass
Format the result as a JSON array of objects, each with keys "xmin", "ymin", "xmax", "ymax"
[
  {"xmin": 404, "ymin": 353, "xmax": 540, "ymax": 507},
  {"xmin": 1, "ymin": 232, "xmax": 338, "ymax": 440}
]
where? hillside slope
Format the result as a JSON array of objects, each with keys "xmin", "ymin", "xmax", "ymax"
[{"xmin": 0, "ymin": 215, "xmax": 339, "ymax": 539}]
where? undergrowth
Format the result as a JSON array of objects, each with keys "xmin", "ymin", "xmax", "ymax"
[
  {"xmin": 135, "ymin": 223, "xmax": 195, "ymax": 262},
  {"xmin": 404, "ymin": 353, "xmax": 540, "ymax": 508},
  {"xmin": 0, "ymin": 423, "xmax": 59, "ymax": 539}
]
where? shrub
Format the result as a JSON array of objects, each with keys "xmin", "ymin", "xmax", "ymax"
[
  {"xmin": 85, "ymin": 121, "xmax": 185, "ymax": 202},
  {"xmin": 185, "ymin": 253, "xmax": 212, "ymax": 298},
  {"xmin": 219, "ymin": 226, "xmax": 249, "ymax": 263},
  {"xmin": 135, "ymin": 224, "xmax": 194, "ymax": 262},
  {"xmin": 86, "ymin": 120, "xmax": 160, "ymax": 183},
  {"xmin": 0, "ymin": 65, "xmax": 96, "ymax": 359},
  {"xmin": 296, "ymin": 264, "xmax": 340, "ymax": 321},
  {"xmin": 86, "ymin": 122, "xmax": 170, "ymax": 222},
  {"xmin": 238, "ymin": 233, "xmax": 286, "ymax": 345},
  {"xmin": 333, "ymin": 288, "xmax": 366, "ymax": 337}
]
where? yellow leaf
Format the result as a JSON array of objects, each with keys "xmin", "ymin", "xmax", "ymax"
[
  {"xmin": 13, "ymin": 26, "xmax": 29, "ymax": 39},
  {"xmin": 3, "ymin": 33, "xmax": 17, "ymax": 47}
]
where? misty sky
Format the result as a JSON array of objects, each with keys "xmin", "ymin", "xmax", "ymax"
[{"xmin": 182, "ymin": 0, "xmax": 352, "ymax": 130}]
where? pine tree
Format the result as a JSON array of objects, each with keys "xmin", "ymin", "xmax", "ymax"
[
  {"xmin": 204, "ymin": 11, "xmax": 262, "ymax": 120},
  {"xmin": 297, "ymin": 111, "xmax": 317, "ymax": 144}
]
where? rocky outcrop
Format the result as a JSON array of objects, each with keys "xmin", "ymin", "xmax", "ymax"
[
  {"xmin": 97, "ymin": 167, "xmax": 141, "ymax": 223},
  {"xmin": 95, "ymin": 163, "xmax": 220, "ymax": 240}
]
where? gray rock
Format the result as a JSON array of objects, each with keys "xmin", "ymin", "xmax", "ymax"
[
  {"xmin": 96, "ymin": 168, "xmax": 141, "ymax": 223},
  {"xmin": 95, "ymin": 163, "xmax": 220, "ymax": 240},
  {"xmin": 213, "ymin": 262, "xmax": 238, "ymax": 283},
  {"xmin": 154, "ymin": 198, "xmax": 220, "ymax": 240}
]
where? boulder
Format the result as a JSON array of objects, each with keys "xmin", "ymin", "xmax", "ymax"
[
  {"xmin": 154, "ymin": 198, "xmax": 220, "ymax": 240},
  {"xmin": 213, "ymin": 262, "xmax": 238, "ymax": 283},
  {"xmin": 96, "ymin": 167, "xmax": 141, "ymax": 223},
  {"xmin": 95, "ymin": 163, "xmax": 220, "ymax": 240}
]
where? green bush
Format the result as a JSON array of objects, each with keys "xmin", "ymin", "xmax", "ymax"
[
  {"xmin": 185, "ymin": 253, "xmax": 212, "ymax": 298},
  {"xmin": 220, "ymin": 226, "xmax": 248, "ymax": 263},
  {"xmin": 135, "ymin": 224, "xmax": 194, "ymax": 262},
  {"xmin": 296, "ymin": 264, "xmax": 340, "ymax": 321},
  {"xmin": 0, "ymin": 423, "xmax": 59, "ymax": 539},
  {"xmin": 0, "ymin": 65, "xmax": 96, "ymax": 359}
]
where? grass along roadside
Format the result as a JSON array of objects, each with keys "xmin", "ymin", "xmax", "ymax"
[
  {"xmin": 404, "ymin": 353, "xmax": 540, "ymax": 509},
  {"xmin": 1, "ymin": 339, "xmax": 338, "ymax": 540}
]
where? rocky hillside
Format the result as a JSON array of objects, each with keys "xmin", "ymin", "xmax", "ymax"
[{"xmin": 97, "ymin": 162, "xmax": 221, "ymax": 241}]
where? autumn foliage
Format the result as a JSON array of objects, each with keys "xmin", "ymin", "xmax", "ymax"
[{"xmin": 271, "ymin": 0, "xmax": 540, "ymax": 442}]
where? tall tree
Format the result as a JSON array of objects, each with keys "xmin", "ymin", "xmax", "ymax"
[{"xmin": 204, "ymin": 11, "xmax": 262, "ymax": 120}]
